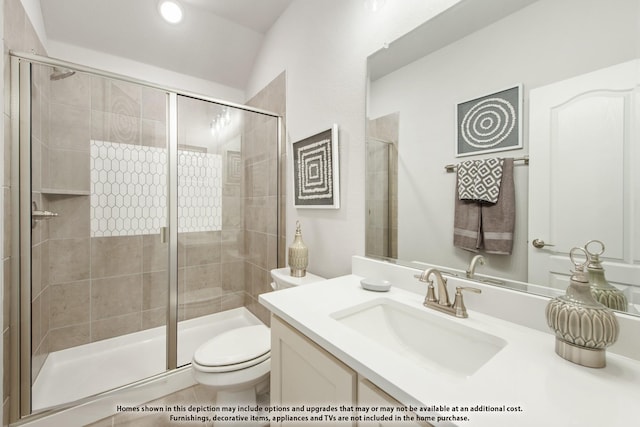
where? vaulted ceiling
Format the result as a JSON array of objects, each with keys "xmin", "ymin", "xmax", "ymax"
[{"xmin": 39, "ymin": 0, "xmax": 293, "ymax": 89}]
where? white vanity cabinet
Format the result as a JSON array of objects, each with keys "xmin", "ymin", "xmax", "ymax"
[
  {"xmin": 357, "ymin": 379, "xmax": 432, "ymax": 427},
  {"xmin": 270, "ymin": 315, "xmax": 433, "ymax": 427},
  {"xmin": 270, "ymin": 315, "xmax": 357, "ymax": 426}
]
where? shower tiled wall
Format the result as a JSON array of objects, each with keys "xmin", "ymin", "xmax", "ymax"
[
  {"xmin": 243, "ymin": 72, "xmax": 286, "ymax": 325},
  {"xmin": 38, "ymin": 74, "xmax": 171, "ymax": 359},
  {"xmin": 366, "ymin": 113, "xmax": 399, "ymax": 259}
]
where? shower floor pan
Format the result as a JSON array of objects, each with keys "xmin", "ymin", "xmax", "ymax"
[{"xmin": 32, "ymin": 307, "xmax": 263, "ymax": 411}]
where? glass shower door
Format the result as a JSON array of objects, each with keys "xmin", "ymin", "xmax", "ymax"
[
  {"xmin": 28, "ymin": 62, "xmax": 170, "ymax": 411},
  {"xmin": 175, "ymin": 95, "xmax": 244, "ymax": 367}
]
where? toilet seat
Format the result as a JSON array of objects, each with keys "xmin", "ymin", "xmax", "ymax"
[{"xmin": 193, "ymin": 325, "xmax": 270, "ymax": 373}]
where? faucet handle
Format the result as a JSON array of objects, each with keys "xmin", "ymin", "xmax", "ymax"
[
  {"xmin": 452, "ymin": 286, "xmax": 481, "ymax": 318},
  {"xmin": 414, "ymin": 272, "xmax": 429, "ymax": 282},
  {"xmin": 424, "ymin": 282, "xmax": 437, "ymax": 304}
]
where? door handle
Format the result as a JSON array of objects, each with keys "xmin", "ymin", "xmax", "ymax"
[{"xmin": 532, "ymin": 238, "xmax": 555, "ymax": 249}]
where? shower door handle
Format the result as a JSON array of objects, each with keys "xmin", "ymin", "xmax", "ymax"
[{"xmin": 160, "ymin": 227, "xmax": 168, "ymax": 243}]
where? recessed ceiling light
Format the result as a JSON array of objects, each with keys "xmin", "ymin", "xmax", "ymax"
[{"xmin": 159, "ymin": 0, "xmax": 183, "ymax": 24}]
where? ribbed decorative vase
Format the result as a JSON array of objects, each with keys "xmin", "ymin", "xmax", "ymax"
[
  {"xmin": 545, "ymin": 247, "xmax": 619, "ymax": 368},
  {"xmin": 288, "ymin": 221, "xmax": 308, "ymax": 277},
  {"xmin": 585, "ymin": 240, "xmax": 628, "ymax": 312}
]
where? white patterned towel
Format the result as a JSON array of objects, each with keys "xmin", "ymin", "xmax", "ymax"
[{"xmin": 457, "ymin": 158, "xmax": 504, "ymax": 203}]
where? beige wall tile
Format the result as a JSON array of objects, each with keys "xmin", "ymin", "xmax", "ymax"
[
  {"xmin": 221, "ymin": 196, "xmax": 242, "ymax": 229},
  {"xmin": 49, "ymin": 238, "xmax": 91, "ymax": 283},
  {"xmin": 48, "ymin": 149, "xmax": 90, "ymax": 192},
  {"xmin": 92, "ymin": 111, "xmax": 142, "ymax": 145},
  {"xmin": 221, "ymin": 261, "xmax": 244, "ymax": 292},
  {"xmin": 92, "ymin": 79, "xmax": 141, "ymax": 117},
  {"xmin": 141, "ymin": 119, "xmax": 166, "ymax": 148},
  {"xmin": 220, "ymin": 230, "xmax": 244, "ymax": 262},
  {"xmin": 141, "ymin": 87, "xmax": 167, "ymax": 122},
  {"xmin": 183, "ymin": 263, "xmax": 221, "ymax": 292},
  {"xmin": 245, "ymin": 231, "xmax": 266, "ymax": 269},
  {"xmin": 50, "ymin": 72, "xmax": 91, "ymax": 109},
  {"xmin": 92, "ymin": 312, "xmax": 142, "ymax": 342},
  {"xmin": 184, "ymin": 233, "xmax": 221, "ymax": 267},
  {"xmin": 142, "ymin": 233, "xmax": 168, "ymax": 273},
  {"xmin": 48, "ymin": 195, "xmax": 90, "ymax": 239},
  {"xmin": 91, "ymin": 274, "xmax": 142, "ymax": 321},
  {"xmin": 50, "ymin": 280, "xmax": 90, "ymax": 329},
  {"xmin": 142, "ymin": 271, "xmax": 168, "ymax": 311},
  {"xmin": 220, "ymin": 292, "xmax": 244, "ymax": 311},
  {"xmin": 49, "ymin": 323, "xmax": 90, "ymax": 352},
  {"xmin": 91, "ymin": 236, "xmax": 142, "ymax": 278},
  {"xmin": 49, "ymin": 103, "xmax": 91, "ymax": 151},
  {"xmin": 142, "ymin": 307, "xmax": 166, "ymax": 330}
]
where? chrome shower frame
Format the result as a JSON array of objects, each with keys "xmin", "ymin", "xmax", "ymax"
[{"xmin": 9, "ymin": 51, "xmax": 284, "ymax": 424}]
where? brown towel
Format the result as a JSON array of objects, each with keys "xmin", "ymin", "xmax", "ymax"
[
  {"xmin": 482, "ymin": 158, "xmax": 515, "ymax": 254},
  {"xmin": 453, "ymin": 158, "xmax": 515, "ymax": 254},
  {"xmin": 453, "ymin": 174, "xmax": 482, "ymax": 252}
]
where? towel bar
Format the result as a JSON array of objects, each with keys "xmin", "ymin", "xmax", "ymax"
[{"xmin": 445, "ymin": 155, "xmax": 529, "ymax": 173}]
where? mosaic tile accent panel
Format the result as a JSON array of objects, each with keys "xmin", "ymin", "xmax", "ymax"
[
  {"xmin": 90, "ymin": 140, "xmax": 222, "ymax": 237},
  {"xmin": 178, "ymin": 149, "xmax": 222, "ymax": 232}
]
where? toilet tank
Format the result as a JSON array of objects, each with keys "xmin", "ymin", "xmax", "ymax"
[{"xmin": 270, "ymin": 267, "xmax": 326, "ymax": 290}]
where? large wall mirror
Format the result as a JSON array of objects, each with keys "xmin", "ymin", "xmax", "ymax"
[{"xmin": 365, "ymin": 0, "xmax": 640, "ymax": 316}]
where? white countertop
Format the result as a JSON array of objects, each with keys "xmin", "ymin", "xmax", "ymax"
[{"xmin": 259, "ymin": 274, "xmax": 640, "ymax": 427}]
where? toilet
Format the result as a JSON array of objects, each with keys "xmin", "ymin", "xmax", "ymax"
[{"xmin": 191, "ymin": 267, "xmax": 326, "ymax": 419}]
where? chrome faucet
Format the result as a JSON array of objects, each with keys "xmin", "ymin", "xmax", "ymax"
[
  {"xmin": 466, "ymin": 254, "xmax": 485, "ymax": 279},
  {"xmin": 415, "ymin": 268, "xmax": 481, "ymax": 318}
]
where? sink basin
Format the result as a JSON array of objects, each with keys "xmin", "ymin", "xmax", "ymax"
[{"xmin": 331, "ymin": 298, "xmax": 506, "ymax": 377}]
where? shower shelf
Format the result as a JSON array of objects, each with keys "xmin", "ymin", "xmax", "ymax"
[{"xmin": 41, "ymin": 188, "xmax": 90, "ymax": 196}]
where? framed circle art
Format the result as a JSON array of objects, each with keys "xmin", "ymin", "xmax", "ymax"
[{"xmin": 456, "ymin": 85, "xmax": 523, "ymax": 157}]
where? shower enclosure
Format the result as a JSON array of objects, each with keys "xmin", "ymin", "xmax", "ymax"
[
  {"xmin": 10, "ymin": 52, "xmax": 282, "ymax": 423},
  {"xmin": 365, "ymin": 113, "xmax": 398, "ymax": 259}
]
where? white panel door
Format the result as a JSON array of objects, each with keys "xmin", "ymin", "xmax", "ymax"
[{"xmin": 528, "ymin": 59, "xmax": 640, "ymax": 308}]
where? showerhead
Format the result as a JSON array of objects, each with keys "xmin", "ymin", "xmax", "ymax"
[{"xmin": 50, "ymin": 67, "xmax": 76, "ymax": 81}]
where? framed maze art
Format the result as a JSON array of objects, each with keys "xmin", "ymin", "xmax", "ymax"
[{"xmin": 292, "ymin": 124, "xmax": 340, "ymax": 209}]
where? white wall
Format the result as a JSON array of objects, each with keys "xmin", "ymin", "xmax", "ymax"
[
  {"xmin": 246, "ymin": 0, "xmax": 462, "ymax": 278},
  {"xmin": 369, "ymin": 0, "xmax": 639, "ymax": 281}
]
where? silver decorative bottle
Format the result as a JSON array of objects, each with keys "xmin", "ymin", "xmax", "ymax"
[
  {"xmin": 288, "ymin": 221, "xmax": 308, "ymax": 277},
  {"xmin": 545, "ymin": 247, "xmax": 619, "ymax": 368},
  {"xmin": 585, "ymin": 240, "xmax": 628, "ymax": 312}
]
